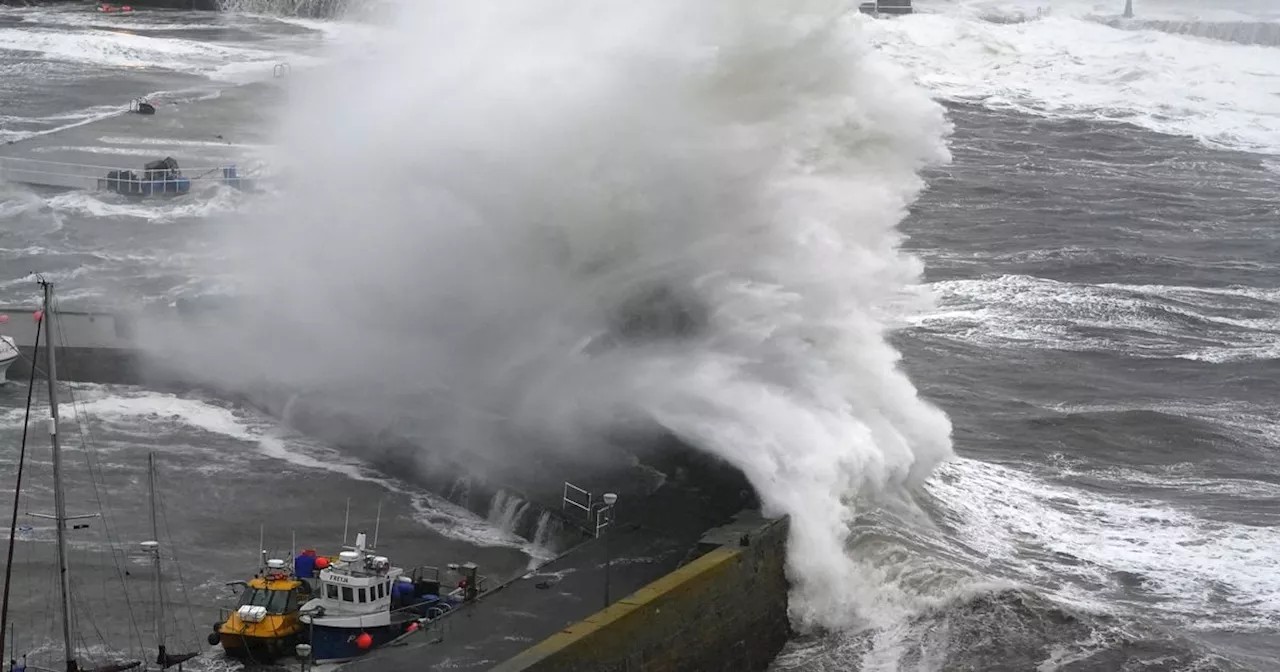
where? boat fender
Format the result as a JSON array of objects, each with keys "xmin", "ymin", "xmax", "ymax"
[
  {"xmin": 355, "ymin": 633, "xmax": 373, "ymax": 650},
  {"xmin": 206, "ymin": 632, "xmax": 220, "ymax": 646}
]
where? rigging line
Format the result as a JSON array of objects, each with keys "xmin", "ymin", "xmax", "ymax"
[
  {"xmin": 0, "ymin": 318, "xmax": 41, "ymax": 666},
  {"xmin": 52, "ymin": 308, "xmax": 148, "ymax": 659},
  {"xmin": 155, "ymin": 482, "xmax": 200, "ymax": 652},
  {"xmin": 72, "ymin": 569, "xmax": 113, "ymax": 664},
  {"xmin": 69, "ymin": 586, "xmax": 101, "ymax": 668}
]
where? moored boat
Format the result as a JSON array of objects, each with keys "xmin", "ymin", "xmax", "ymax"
[
  {"xmin": 299, "ymin": 531, "xmax": 485, "ymax": 665},
  {"xmin": 0, "ymin": 333, "xmax": 16, "ymax": 384},
  {"xmin": 213, "ymin": 554, "xmax": 314, "ymax": 663}
]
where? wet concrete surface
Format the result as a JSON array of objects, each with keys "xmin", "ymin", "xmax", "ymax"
[{"xmin": 341, "ymin": 452, "xmax": 759, "ymax": 672}]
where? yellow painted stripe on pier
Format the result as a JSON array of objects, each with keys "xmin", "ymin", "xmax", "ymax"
[{"xmin": 492, "ymin": 546, "xmax": 742, "ymax": 671}]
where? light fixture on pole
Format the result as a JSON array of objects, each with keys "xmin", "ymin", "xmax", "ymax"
[
  {"xmin": 602, "ymin": 493, "xmax": 618, "ymax": 608},
  {"xmin": 295, "ymin": 643, "xmax": 312, "ymax": 672}
]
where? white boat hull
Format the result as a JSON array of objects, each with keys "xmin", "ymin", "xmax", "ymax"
[{"xmin": 0, "ymin": 336, "xmax": 17, "ymax": 384}]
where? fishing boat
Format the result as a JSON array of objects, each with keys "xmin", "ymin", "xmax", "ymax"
[
  {"xmin": 0, "ymin": 280, "xmax": 198, "ymax": 672},
  {"xmin": 298, "ymin": 527, "xmax": 485, "ymax": 665},
  {"xmin": 212, "ymin": 550, "xmax": 313, "ymax": 663}
]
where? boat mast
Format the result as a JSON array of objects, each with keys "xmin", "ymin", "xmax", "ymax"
[
  {"xmin": 0, "ymin": 299, "xmax": 43, "ymax": 668},
  {"xmin": 41, "ymin": 280, "xmax": 76, "ymax": 672},
  {"xmin": 147, "ymin": 453, "xmax": 165, "ymax": 666}
]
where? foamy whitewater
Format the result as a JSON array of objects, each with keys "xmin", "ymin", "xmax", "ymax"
[{"xmin": 200, "ymin": 0, "xmax": 956, "ymax": 631}]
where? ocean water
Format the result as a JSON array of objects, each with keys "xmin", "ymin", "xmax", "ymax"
[{"xmin": 1, "ymin": 1, "xmax": 1277, "ymax": 671}]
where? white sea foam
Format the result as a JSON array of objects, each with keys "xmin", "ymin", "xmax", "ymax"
[
  {"xmin": 55, "ymin": 386, "xmax": 543, "ymax": 552},
  {"xmin": 38, "ymin": 188, "xmax": 246, "ymax": 224},
  {"xmin": 927, "ymin": 457, "xmax": 1280, "ymax": 626},
  {"xmin": 869, "ymin": 3, "xmax": 1280, "ymax": 155},
  {"xmin": 0, "ymin": 27, "xmax": 278, "ymax": 76},
  {"xmin": 202, "ymin": 0, "xmax": 955, "ymax": 631},
  {"xmin": 912, "ymin": 274, "xmax": 1280, "ymax": 361}
]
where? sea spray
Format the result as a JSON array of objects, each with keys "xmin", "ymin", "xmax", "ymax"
[{"xmin": 208, "ymin": 0, "xmax": 954, "ymax": 630}]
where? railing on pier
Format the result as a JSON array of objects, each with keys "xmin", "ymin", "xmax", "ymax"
[
  {"xmin": 0, "ymin": 156, "xmax": 267, "ymax": 192},
  {"xmin": 561, "ymin": 482, "xmax": 616, "ymax": 538},
  {"xmin": 858, "ymin": 0, "xmax": 913, "ymax": 15}
]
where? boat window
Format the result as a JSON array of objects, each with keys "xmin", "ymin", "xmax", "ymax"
[
  {"xmin": 358, "ymin": 588, "xmax": 367, "ymax": 604},
  {"xmin": 326, "ymin": 584, "xmax": 339, "ymax": 600},
  {"xmin": 375, "ymin": 583, "xmax": 383, "ymax": 599},
  {"xmin": 342, "ymin": 587, "xmax": 354, "ymax": 602},
  {"xmin": 237, "ymin": 588, "xmax": 292, "ymax": 614},
  {"xmin": 286, "ymin": 590, "xmax": 301, "ymax": 613}
]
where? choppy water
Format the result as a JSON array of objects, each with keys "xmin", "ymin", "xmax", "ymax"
[{"xmin": 2, "ymin": 1, "xmax": 1279, "ymax": 671}]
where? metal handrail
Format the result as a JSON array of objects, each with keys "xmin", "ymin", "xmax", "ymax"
[
  {"xmin": 0, "ymin": 155, "xmax": 268, "ymax": 192},
  {"xmin": 562, "ymin": 482, "xmax": 592, "ymax": 520}
]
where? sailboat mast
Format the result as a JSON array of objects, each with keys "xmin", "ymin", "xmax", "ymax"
[
  {"xmin": 148, "ymin": 453, "xmax": 165, "ymax": 664},
  {"xmin": 0, "ymin": 300, "xmax": 42, "ymax": 668},
  {"xmin": 41, "ymin": 281, "xmax": 76, "ymax": 672}
]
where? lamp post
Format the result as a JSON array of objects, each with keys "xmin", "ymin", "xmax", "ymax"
[
  {"xmin": 295, "ymin": 643, "xmax": 312, "ymax": 672},
  {"xmin": 602, "ymin": 493, "xmax": 618, "ymax": 609}
]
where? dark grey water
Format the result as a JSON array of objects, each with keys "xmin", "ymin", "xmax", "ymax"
[
  {"xmin": 770, "ymin": 2, "xmax": 1280, "ymax": 670},
  {"xmin": 2, "ymin": 1, "xmax": 1279, "ymax": 671}
]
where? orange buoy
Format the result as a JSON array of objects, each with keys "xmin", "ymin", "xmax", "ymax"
[
  {"xmin": 355, "ymin": 632, "xmax": 373, "ymax": 650},
  {"xmin": 315, "ymin": 556, "xmax": 330, "ymax": 570}
]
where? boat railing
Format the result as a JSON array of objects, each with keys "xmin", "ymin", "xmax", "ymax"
[
  {"xmin": 407, "ymin": 565, "xmax": 490, "ymax": 594},
  {"xmin": 0, "ymin": 156, "xmax": 268, "ymax": 191},
  {"xmin": 409, "ymin": 565, "xmax": 442, "ymax": 584}
]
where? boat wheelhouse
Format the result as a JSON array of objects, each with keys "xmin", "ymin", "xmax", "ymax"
[{"xmin": 215, "ymin": 557, "xmax": 311, "ymax": 662}]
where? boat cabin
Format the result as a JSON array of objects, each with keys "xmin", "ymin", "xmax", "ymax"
[
  {"xmin": 237, "ymin": 577, "xmax": 305, "ymax": 616},
  {"xmin": 231, "ymin": 558, "xmax": 309, "ymax": 622},
  {"xmin": 314, "ymin": 549, "xmax": 404, "ymax": 613}
]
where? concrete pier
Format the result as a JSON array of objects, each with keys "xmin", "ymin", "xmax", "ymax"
[{"xmin": 490, "ymin": 513, "xmax": 789, "ymax": 672}]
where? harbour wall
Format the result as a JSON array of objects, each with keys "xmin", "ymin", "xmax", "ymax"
[
  {"xmin": 491, "ymin": 512, "xmax": 791, "ymax": 672},
  {"xmin": 0, "ymin": 308, "xmax": 594, "ymax": 552},
  {"xmin": 0, "ymin": 307, "xmax": 757, "ymax": 562}
]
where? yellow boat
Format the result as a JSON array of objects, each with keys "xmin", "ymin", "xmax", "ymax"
[{"xmin": 212, "ymin": 556, "xmax": 317, "ymax": 663}]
